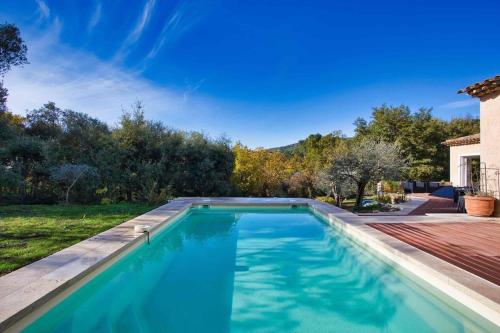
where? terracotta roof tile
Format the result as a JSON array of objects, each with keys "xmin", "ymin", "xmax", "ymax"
[
  {"xmin": 458, "ymin": 75, "xmax": 500, "ymax": 98},
  {"xmin": 442, "ymin": 133, "xmax": 480, "ymax": 146}
]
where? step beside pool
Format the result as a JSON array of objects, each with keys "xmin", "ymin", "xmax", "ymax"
[{"xmin": 21, "ymin": 206, "xmax": 497, "ymax": 332}]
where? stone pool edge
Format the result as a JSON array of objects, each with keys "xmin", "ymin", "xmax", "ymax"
[{"xmin": 0, "ymin": 197, "xmax": 499, "ymax": 331}]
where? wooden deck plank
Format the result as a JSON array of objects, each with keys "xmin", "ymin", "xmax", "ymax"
[
  {"xmin": 368, "ymin": 222, "xmax": 500, "ymax": 286},
  {"xmin": 408, "ymin": 194, "xmax": 458, "ymax": 215}
]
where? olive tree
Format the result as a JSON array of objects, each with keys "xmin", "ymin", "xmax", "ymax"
[
  {"xmin": 331, "ymin": 141, "xmax": 406, "ymax": 208},
  {"xmin": 314, "ymin": 169, "xmax": 355, "ymax": 207},
  {"xmin": 50, "ymin": 164, "xmax": 98, "ymax": 204}
]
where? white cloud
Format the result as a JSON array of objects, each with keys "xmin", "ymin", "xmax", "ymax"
[
  {"xmin": 35, "ymin": 0, "xmax": 50, "ymax": 20},
  {"xmin": 115, "ymin": 0, "xmax": 156, "ymax": 61},
  {"xmin": 87, "ymin": 2, "xmax": 102, "ymax": 32},
  {"xmin": 440, "ymin": 99, "xmax": 478, "ymax": 109},
  {"xmin": 128, "ymin": 0, "xmax": 156, "ymax": 43},
  {"xmin": 183, "ymin": 78, "xmax": 206, "ymax": 102},
  {"xmin": 3, "ymin": 24, "xmax": 214, "ymax": 127},
  {"xmin": 146, "ymin": 0, "xmax": 198, "ymax": 60}
]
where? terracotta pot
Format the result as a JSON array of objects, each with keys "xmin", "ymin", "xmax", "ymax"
[{"xmin": 464, "ymin": 195, "xmax": 495, "ymax": 217}]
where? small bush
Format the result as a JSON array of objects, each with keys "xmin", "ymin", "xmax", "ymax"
[
  {"xmin": 382, "ymin": 180, "xmax": 404, "ymax": 194},
  {"xmin": 315, "ymin": 196, "xmax": 336, "ymax": 205},
  {"xmin": 100, "ymin": 197, "xmax": 112, "ymax": 205},
  {"xmin": 377, "ymin": 193, "xmax": 406, "ymax": 204}
]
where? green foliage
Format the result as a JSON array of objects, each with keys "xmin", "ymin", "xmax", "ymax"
[
  {"xmin": 0, "ymin": 22, "xmax": 28, "ymax": 113},
  {"xmin": 315, "ymin": 196, "xmax": 336, "ymax": 205},
  {"xmin": 377, "ymin": 193, "xmax": 406, "ymax": 204},
  {"xmin": 0, "ymin": 82, "xmax": 7, "ymax": 113},
  {"xmin": 0, "ymin": 23, "xmax": 28, "ymax": 76},
  {"xmin": 331, "ymin": 140, "xmax": 406, "ymax": 207},
  {"xmin": 313, "ymin": 168, "xmax": 355, "ymax": 207},
  {"xmin": 0, "ymin": 102, "xmax": 235, "ymax": 203},
  {"xmin": 100, "ymin": 197, "xmax": 113, "ymax": 205},
  {"xmin": 354, "ymin": 105, "xmax": 479, "ymax": 181},
  {"xmin": 382, "ymin": 180, "xmax": 404, "ymax": 193},
  {"xmin": 49, "ymin": 164, "xmax": 99, "ymax": 204},
  {"xmin": 231, "ymin": 144, "xmax": 294, "ymax": 197},
  {"xmin": 234, "ymin": 104, "xmax": 477, "ymax": 200}
]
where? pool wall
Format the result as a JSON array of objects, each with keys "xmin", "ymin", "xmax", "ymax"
[{"xmin": 0, "ymin": 198, "xmax": 499, "ymax": 331}]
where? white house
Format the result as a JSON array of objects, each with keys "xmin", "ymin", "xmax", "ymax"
[{"xmin": 444, "ymin": 75, "xmax": 500, "ymax": 216}]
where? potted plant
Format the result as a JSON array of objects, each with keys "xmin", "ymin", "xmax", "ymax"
[{"xmin": 464, "ymin": 190, "xmax": 495, "ymax": 217}]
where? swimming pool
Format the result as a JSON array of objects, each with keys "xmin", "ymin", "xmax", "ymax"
[{"xmin": 21, "ymin": 206, "xmax": 497, "ymax": 332}]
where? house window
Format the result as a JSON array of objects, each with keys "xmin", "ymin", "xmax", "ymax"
[{"xmin": 459, "ymin": 155, "xmax": 480, "ymax": 187}]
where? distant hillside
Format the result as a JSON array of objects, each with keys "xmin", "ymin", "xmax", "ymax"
[
  {"xmin": 270, "ymin": 133, "xmax": 353, "ymax": 154},
  {"xmin": 269, "ymin": 142, "xmax": 299, "ymax": 153}
]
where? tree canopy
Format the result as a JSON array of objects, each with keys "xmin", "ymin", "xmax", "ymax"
[
  {"xmin": 0, "ymin": 23, "xmax": 28, "ymax": 113},
  {"xmin": 0, "ymin": 102, "xmax": 235, "ymax": 204},
  {"xmin": 353, "ymin": 105, "xmax": 479, "ymax": 181},
  {"xmin": 330, "ymin": 140, "xmax": 406, "ymax": 207}
]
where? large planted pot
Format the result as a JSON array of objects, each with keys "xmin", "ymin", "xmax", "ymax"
[{"xmin": 464, "ymin": 195, "xmax": 495, "ymax": 217}]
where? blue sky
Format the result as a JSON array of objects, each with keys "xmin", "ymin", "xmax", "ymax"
[{"xmin": 1, "ymin": 0, "xmax": 499, "ymax": 147}]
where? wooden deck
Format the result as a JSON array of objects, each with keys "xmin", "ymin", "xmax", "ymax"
[
  {"xmin": 368, "ymin": 222, "xmax": 500, "ymax": 286},
  {"xmin": 408, "ymin": 193, "xmax": 458, "ymax": 215}
]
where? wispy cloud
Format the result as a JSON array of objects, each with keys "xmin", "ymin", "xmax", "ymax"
[
  {"xmin": 146, "ymin": 0, "xmax": 199, "ymax": 60},
  {"xmin": 127, "ymin": 0, "xmax": 156, "ymax": 43},
  {"xmin": 183, "ymin": 78, "xmax": 206, "ymax": 102},
  {"xmin": 87, "ymin": 2, "xmax": 102, "ymax": 32},
  {"xmin": 440, "ymin": 99, "xmax": 478, "ymax": 109},
  {"xmin": 35, "ymin": 0, "xmax": 50, "ymax": 20},
  {"xmin": 3, "ymin": 23, "xmax": 212, "ymax": 127},
  {"xmin": 115, "ymin": 0, "xmax": 156, "ymax": 61}
]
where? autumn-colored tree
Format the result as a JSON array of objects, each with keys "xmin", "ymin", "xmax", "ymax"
[{"xmin": 232, "ymin": 144, "xmax": 296, "ymax": 196}]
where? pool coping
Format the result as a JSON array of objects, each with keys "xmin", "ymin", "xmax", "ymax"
[{"xmin": 0, "ymin": 197, "xmax": 499, "ymax": 331}]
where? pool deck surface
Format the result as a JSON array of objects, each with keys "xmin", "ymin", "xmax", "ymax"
[
  {"xmin": 408, "ymin": 193, "xmax": 459, "ymax": 215},
  {"xmin": 368, "ymin": 222, "xmax": 500, "ymax": 286},
  {"xmin": 0, "ymin": 197, "xmax": 499, "ymax": 331}
]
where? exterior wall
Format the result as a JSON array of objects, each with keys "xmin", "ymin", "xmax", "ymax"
[
  {"xmin": 449, "ymin": 143, "xmax": 481, "ymax": 186},
  {"xmin": 479, "ymin": 90, "xmax": 500, "ymax": 216}
]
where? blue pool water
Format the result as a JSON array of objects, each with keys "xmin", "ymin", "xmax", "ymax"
[{"xmin": 23, "ymin": 206, "xmax": 496, "ymax": 332}]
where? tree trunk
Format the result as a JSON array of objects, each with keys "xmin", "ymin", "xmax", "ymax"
[
  {"xmin": 355, "ymin": 183, "xmax": 366, "ymax": 208},
  {"xmin": 65, "ymin": 167, "xmax": 87, "ymax": 204},
  {"xmin": 335, "ymin": 194, "xmax": 341, "ymax": 207}
]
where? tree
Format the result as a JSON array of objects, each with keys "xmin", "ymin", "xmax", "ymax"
[
  {"xmin": 353, "ymin": 117, "xmax": 368, "ymax": 137},
  {"xmin": 291, "ymin": 131, "xmax": 346, "ymax": 174},
  {"xmin": 0, "ymin": 23, "xmax": 28, "ymax": 75},
  {"xmin": 0, "ymin": 82, "xmax": 7, "ymax": 113},
  {"xmin": 26, "ymin": 102, "xmax": 63, "ymax": 140},
  {"xmin": 352, "ymin": 105, "xmax": 480, "ymax": 181},
  {"xmin": 0, "ymin": 23, "xmax": 28, "ymax": 112},
  {"xmin": 401, "ymin": 108, "xmax": 447, "ymax": 180},
  {"xmin": 58, "ymin": 109, "xmax": 110, "ymax": 164},
  {"xmin": 314, "ymin": 169, "xmax": 355, "ymax": 207},
  {"xmin": 288, "ymin": 171, "xmax": 313, "ymax": 198},
  {"xmin": 331, "ymin": 140, "xmax": 406, "ymax": 208},
  {"xmin": 232, "ymin": 144, "xmax": 293, "ymax": 196},
  {"xmin": 50, "ymin": 164, "xmax": 98, "ymax": 204},
  {"xmin": 367, "ymin": 104, "xmax": 412, "ymax": 143},
  {"xmin": 112, "ymin": 102, "xmax": 165, "ymax": 201}
]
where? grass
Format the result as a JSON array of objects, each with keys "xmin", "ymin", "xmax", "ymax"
[{"xmin": 0, "ymin": 203, "xmax": 155, "ymax": 276}]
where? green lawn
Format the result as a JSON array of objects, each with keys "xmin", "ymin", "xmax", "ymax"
[{"xmin": 0, "ymin": 203, "xmax": 155, "ymax": 276}]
